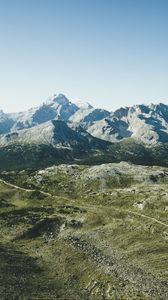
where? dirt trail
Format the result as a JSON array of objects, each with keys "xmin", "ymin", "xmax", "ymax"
[
  {"xmin": 82, "ymin": 202, "xmax": 168, "ymax": 228},
  {"xmin": 0, "ymin": 178, "xmax": 168, "ymax": 228},
  {"xmin": 1, "ymin": 177, "xmax": 168, "ymax": 298},
  {"xmin": 126, "ymin": 209, "xmax": 168, "ymax": 228},
  {"xmin": 0, "ymin": 178, "xmax": 52, "ymax": 197}
]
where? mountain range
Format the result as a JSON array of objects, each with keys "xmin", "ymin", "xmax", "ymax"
[{"xmin": 1, "ymin": 93, "xmax": 168, "ymax": 169}]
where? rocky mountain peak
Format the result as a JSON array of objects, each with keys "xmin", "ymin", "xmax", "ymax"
[
  {"xmin": 72, "ymin": 98, "xmax": 93, "ymax": 109},
  {"xmin": 1, "ymin": 93, "xmax": 168, "ymax": 146},
  {"xmin": 51, "ymin": 93, "xmax": 70, "ymax": 105}
]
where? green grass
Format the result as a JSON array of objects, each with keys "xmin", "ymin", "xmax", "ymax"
[{"xmin": 0, "ymin": 163, "xmax": 168, "ymax": 299}]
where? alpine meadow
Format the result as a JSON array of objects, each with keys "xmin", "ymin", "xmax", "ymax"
[{"xmin": 0, "ymin": 1, "xmax": 168, "ymax": 299}]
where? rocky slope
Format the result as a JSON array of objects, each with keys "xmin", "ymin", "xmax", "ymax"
[
  {"xmin": 87, "ymin": 103, "xmax": 168, "ymax": 144},
  {"xmin": 1, "ymin": 93, "xmax": 168, "ymax": 145},
  {"xmin": 0, "ymin": 120, "xmax": 108, "ymax": 149},
  {"xmin": 1, "ymin": 93, "xmax": 168, "ymax": 170},
  {"xmin": 0, "ymin": 162, "xmax": 168, "ymax": 299},
  {"xmin": 6, "ymin": 94, "xmax": 79, "ymax": 132}
]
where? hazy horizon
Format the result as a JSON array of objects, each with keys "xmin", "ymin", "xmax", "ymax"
[{"xmin": 1, "ymin": 0, "xmax": 168, "ymax": 113}]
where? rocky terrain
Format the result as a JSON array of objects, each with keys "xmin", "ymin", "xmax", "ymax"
[
  {"xmin": 1, "ymin": 94, "xmax": 168, "ymax": 146},
  {"xmin": 0, "ymin": 162, "xmax": 168, "ymax": 299},
  {"xmin": 1, "ymin": 94, "xmax": 168, "ymax": 299},
  {"xmin": 1, "ymin": 93, "xmax": 168, "ymax": 171}
]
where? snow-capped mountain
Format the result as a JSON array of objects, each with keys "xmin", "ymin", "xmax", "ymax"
[
  {"xmin": 69, "ymin": 107, "xmax": 110, "ymax": 124},
  {"xmin": 0, "ymin": 93, "xmax": 110, "ymax": 135},
  {"xmin": 0, "ymin": 110, "xmax": 15, "ymax": 134},
  {"xmin": 71, "ymin": 98, "xmax": 93, "ymax": 109},
  {"xmin": 86, "ymin": 103, "xmax": 168, "ymax": 144},
  {"xmin": 0, "ymin": 120, "xmax": 109, "ymax": 152},
  {"xmin": 9, "ymin": 94, "xmax": 79, "ymax": 131},
  {"xmin": 1, "ymin": 93, "xmax": 168, "ymax": 146}
]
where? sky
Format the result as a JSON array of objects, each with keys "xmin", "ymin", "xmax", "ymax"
[{"xmin": 0, "ymin": 0, "xmax": 168, "ymax": 113}]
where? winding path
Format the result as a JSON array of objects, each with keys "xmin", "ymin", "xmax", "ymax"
[
  {"xmin": 0, "ymin": 177, "xmax": 168, "ymax": 228},
  {"xmin": 0, "ymin": 178, "xmax": 52, "ymax": 197}
]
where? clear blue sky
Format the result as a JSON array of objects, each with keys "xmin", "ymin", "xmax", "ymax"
[{"xmin": 0, "ymin": 0, "xmax": 168, "ymax": 112}]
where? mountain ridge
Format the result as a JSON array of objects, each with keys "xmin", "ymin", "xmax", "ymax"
[
  {"xmin": 1, "ymin": 93, "xmax": 168, "ymax": 146},
  {"xmin": 1, "ymin": 93, "xmax": 168, "ymax": 170}
]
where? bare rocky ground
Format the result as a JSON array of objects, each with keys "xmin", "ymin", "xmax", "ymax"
[{"xmin": 0, "ymin": 162, "xmax": 168, "ymax": 299}]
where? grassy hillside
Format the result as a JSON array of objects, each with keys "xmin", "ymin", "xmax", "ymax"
[
  {"xmin": 0, "ymin": 162, "xmax": 168, "ymax": 299},
  {"xmin": 0, "ymin": 144, "xmax": 74, "ymax": 171},
  {"xmin": 1, "ymin": 139, "xmax": 168, "ymax": 171}
]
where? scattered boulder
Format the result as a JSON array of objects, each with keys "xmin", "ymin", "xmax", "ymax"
[{"xmin": 133, "ymin": 201, "xmax": 146, "ymax": 210}]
